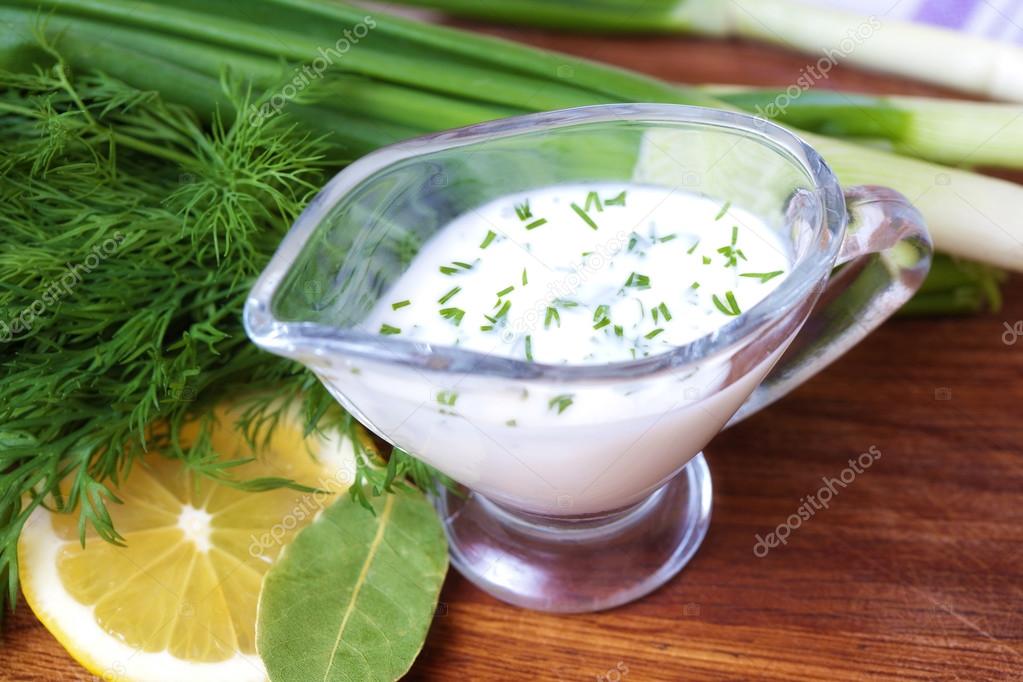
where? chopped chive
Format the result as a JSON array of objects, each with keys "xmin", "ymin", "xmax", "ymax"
[
  {"xmin": 624, "ymin": 272, "xmax": 651, "ymax": 289},
  {"xmin": 584, "ymin": 191, "xmax": 603, "ymax": 213},
  {"xmin": 690, "ymin": 281, "xmax": 701, "ymax": 289},
  {"xmin": 439, "ymin": 307, "xmax": 465, "ymax": 326},
  {"xmin": 379, "ymin": 324, "xmax": 401, "ymax": 335},
  {"xmin": 712, "ymin": 291, "xmax": 742, "ymax": 316},
  {"xmin": 545, "ymin": 307, "xmax": 561, "ymax": 329},
  {"xmin": 514, "ymin": 200, "xmax": 532, "ymax": 221},
  {"xmin": 652, "ymin": 306, "xmax": 659, "ymax": 324},
  {"xmin": 702, "ymin": 256, "xmax": 712, "ymax": 265},
  {"xmin": 658, "ymin": 234, "xmax": 678, "ymax": 243},
  {"xmin": 505, "ymin": 419, "xmax": 518, "ymax": 427},
  {"xmin": 522, "ymin": 268, "xmax": 528, "ymax": 285},
  {"xmin": 570, "ymin": 202, "xmax": 599, "ymax": 230},
  {"xmin": 731, "ymin": 225, "xmax": 739, "ymax": 245},
  {"xmin": 687, "ymin": 239, "xmax": 700, "ymax": 255},
  {"xmin": 496, "ymin": 285, "xmax": 515, "ymax": 298},
  {"xmin": 391, "ymin": 300, "xmax": 411, "ymax": 310},
  {"xmin": 548, "ymin": 394, "xmax": 574, "ymax": 414},
  {"xmin": 525, "ymin": 335, "xmax": 534, "ymax": 361},
  {"xmin": 628, "ymin": 233, "xmax": 640, "ymax": 252},
  {"xmin": 593, "ymin": 304, "xmax": 610, "ymax": 323},
  {"xmin": 614, "ymin": 324, "xmax": 624, "ymax": 337},
  {"xmin": 715, "ymin": 200, "xmax": 732, "ymax": 221},
  {"xmin": 604, "ymin": 190, "xmax": 627, "ymax": 206},
  {"xmin": 440, "ymin": 260, "xmax": 474, "ymax": 275},
  {"xmin": 480, "ymin": 324, "xmax": 494, "ymax": 331},
  {"xmin": 438, "ymin": 287, "xmax": 461, "ymax": 304},
  {"xmin": 593, "ymin": 317, "xmax": 610, "ymax": 330},
  {"xmin": 480, "ymin": 230, "xmax": 497, "ymax": 249},
  {"xmin": 658, "ymin": 302, "xmax": 672, "ymax": 321},
  {"xmin": 436, "ymin": 390, "xmax": 458, "ymax": 406},
  {"xmin": 494, "ymin": 300, "xmax": 511, "ymax": 319},
  {"xmin": 553, "ymin": 298, "xmax": 579, "ymax": 308},
  {"xmin": 740, "ymin": 270, "xmax": 785, "ymax": 283},
  {"xmin": 525, "ymin": 218, "xmax": 548, "ymax": 230},
  {"xmin": 645, "ymin": 328, "xmax": 665, "ymax": 339}
]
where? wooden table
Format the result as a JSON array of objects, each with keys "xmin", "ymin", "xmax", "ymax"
[{"xmin": 5, "ymin": 25, "xmax": 1023, "ymax": 682}]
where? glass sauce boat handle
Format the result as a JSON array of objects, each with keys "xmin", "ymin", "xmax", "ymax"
[{"xmin": 729, "ymin": 185, "xmax": 933, "ymax": 425}]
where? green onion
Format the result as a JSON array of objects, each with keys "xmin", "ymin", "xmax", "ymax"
[
  {"xmin": 715, "ymin": 201, "xmax": 731, "ymax": 221},
  {"xmin": 605, "ymin": 190, "xmax": 627, "ymax": 206},
  {"xmin": 624, "ymin": 273, "xmax": 651, "ymax": 289},
  {"xmin": 548, "ymin": 394, "xmax": 574, "ymax": 414},
  {"xmin": 712, "ymin": 291, "xmax": 742, "ymax": 316},
  {"xmin": 515, "ymin": 201, "xmax": 533, "ymax": 221},
  {"xmin": 380, "ymin": 324, "xmax": 402, "ymax": 335},
  {"xmin": 439, "ymin": 307, "xmax": 465, "ymax": 325},
  {"xmin": 10, "ymin": 0, "xmax": 1022, "ymax": 269},
  {"xmin": 545, "ymin": 306, "xmax": 561, "ymax": 329},
  {"xmin": 394, "ymin": 0, "xmax": 1023, "ymax": 102},
  {"xmin": 709, "ymin": 87, "xmax": 1023, "ymax": 170},
  {"xmin": 741, "ymin": 271, "xmax": 785, "ymax": 283},
  {"xmin": 570, "ymin": 202, "xmax": 599, "ymax": 230},
  {"xmin": 438, "ymin": 287, "xmax": 462, "ymax": 304},
  {"xmin": 480, "ymin": 230, "xmax": 497, "ymax": 249},
  {"xmin": 391, "ymin": 300, "xmax": 411, "ymax": 310}
]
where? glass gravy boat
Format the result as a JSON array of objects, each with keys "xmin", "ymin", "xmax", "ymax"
[{"xmin": 245, "ymin": 104, "xmax": 931, "ymax": 613}]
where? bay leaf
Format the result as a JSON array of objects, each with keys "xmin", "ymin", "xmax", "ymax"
[{"xmin": 256, "ymin": 488, "xmax": 448, "ymax": 681}]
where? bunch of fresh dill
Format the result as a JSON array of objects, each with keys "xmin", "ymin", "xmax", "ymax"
[{"xmin": 0, "ymin": 48, "xmax": 433, "ymax": 620}]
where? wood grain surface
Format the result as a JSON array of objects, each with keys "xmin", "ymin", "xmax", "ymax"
[{"xmin": 4, "ymin": 23, "xmax": 1023, "ymax": 682}]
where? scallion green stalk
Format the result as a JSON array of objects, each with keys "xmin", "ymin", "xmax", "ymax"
[
  {"xmin": 708, "ymin": 87, "xmax": 1023, "ymax": 169},
  {"xmin": 2, "ymin": 0, "xmax": 1022, "ymax": 270},
  {"xmin": 392, "ymin": 0, "xmax": 1023, "ymax": 102}
]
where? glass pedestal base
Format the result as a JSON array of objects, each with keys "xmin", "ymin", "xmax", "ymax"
[{"xmin": 432, "ymin": 453, "xmax": 712, "ymax": 613}]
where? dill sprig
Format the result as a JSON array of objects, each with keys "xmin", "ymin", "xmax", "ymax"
[{"xmin": 0, "ymin": 56, "xmax": 444, "ymax": 619}]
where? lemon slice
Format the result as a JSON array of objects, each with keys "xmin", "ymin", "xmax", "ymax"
[{"xmin": 19, "ymin": 405, "xmax": 364, "ymax": 682}]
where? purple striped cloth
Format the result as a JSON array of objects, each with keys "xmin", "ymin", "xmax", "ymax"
[{"xmin": 815, "ymin": 0, "xmax": 1023, "ymax": 43}]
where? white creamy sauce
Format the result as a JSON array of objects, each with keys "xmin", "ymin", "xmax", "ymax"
[
  {"xmin": 329, "ymin": 183, "xmax": 796, "ymax": 515},
  {"xmin": 363, "ymin": 183, "xmax": 790, "ymax": 363}
]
